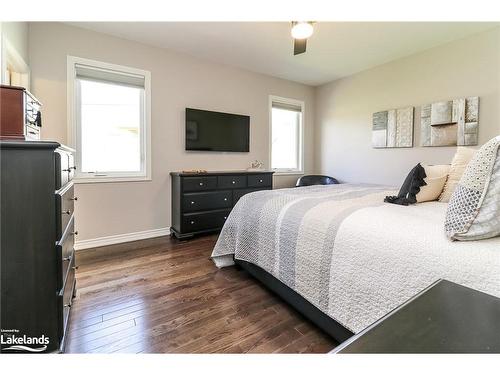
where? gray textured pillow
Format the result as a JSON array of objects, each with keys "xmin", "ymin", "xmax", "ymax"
[{"xmin": 445, "ymin": 135, "xmax": 500, "ymax": 241}]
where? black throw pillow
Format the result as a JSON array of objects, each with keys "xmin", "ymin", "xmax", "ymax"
[{"xmin": 384, "ymin": 163, "xmax": 427, "ymax": 206}]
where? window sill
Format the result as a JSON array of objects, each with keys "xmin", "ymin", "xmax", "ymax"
[
  {"xmin": 272, "ymin": 171, "xmax": 304, "ymax": 176},
  {"xmin": 74, "ymin": 176, "xmax": 152, "ymax": 184}
]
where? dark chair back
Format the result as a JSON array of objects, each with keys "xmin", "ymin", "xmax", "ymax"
[{"xmin": 296, "ymin": 175, "xmax": 339, "ymax": 187}]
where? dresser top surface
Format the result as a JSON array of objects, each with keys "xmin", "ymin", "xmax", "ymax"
[
  {"xmin": 0, "ymin": 140, "xmax": 76, "ymax": 153},
  {"xmin": 0, "ymin": 140, "xmax": 60, "ymax": 150},
  {"xmin": 170, "ymin": 170, "xmax": 275, "ymax": 177}
]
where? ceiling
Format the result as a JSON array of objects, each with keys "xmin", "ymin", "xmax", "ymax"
[{"xmin": 68, "ymin": 22, "xmax": 499, "ymax": 86}]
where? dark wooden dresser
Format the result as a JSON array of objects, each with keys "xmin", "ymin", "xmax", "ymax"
[
  {"xmin": 1, "ymin": 141, "xmax": 77, "ymax": 353},
  {"xmin": 170, "ymin": 170, "xmax": 274, "ymax": 239}
]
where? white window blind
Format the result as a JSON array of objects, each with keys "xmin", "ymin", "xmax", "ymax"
[
  {"xmin": 75, "ymin": 64, "xmax": 145, "ymax": 88},
  {"xmin": 272, "ymin": 102, "xmax": 302, "ymax": 112}
]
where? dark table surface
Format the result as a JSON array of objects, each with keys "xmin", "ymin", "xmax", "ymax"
[{"xmin": 333, "ymin": 279, "xmax": 500, "ymax": 353}]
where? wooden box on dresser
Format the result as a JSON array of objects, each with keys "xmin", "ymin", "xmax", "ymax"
[
  {"xmin": 0, "ymin": 141, "xmax": 77, "ymax": 353},
  {"xmin": 0, "ymin": 85, "xmax": 42, "ymax": 141},
  {"xmin": 170, "ymin": 171, "xmax": 274, "ymax": 239}
]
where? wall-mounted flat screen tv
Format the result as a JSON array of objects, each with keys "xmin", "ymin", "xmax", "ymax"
[{"xmin": 185, "ymin": 108, "xmax": 250, "ymax": 152}]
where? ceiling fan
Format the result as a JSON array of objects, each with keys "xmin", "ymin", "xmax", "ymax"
[{"xmin": 291, "ymin": 21, "xmax": 314, "ymax": 55}]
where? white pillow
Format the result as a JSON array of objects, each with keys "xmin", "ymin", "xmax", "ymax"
[
  {"xmin": 415, "ymin": 165, "xmax": 450, "ymax": 203},
  {"xmin": 423, "ymin": 164, "xmax": 451, "ymax": 179},
  {"xmin": 445, "ymin": 136, "xmax": 500, "ymax": 240},
  {"xmin": 416, "ymin": 175, "xmax": 448, "ymax": 203},
  {"xmin": 439, "ymin": 148, "xmax": 477, "ymax": 202}
]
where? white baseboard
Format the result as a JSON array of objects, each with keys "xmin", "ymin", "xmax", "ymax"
[{"xmin": 74, "ymin": 227, "xmax": 170, "ymax": 251}]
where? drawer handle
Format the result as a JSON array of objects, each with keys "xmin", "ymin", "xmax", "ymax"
[
  {"xmin": 199, "ymin": 182, "xmax": 204, "ymax": 186},
  {"xmin": 71, "ymin": 231, "xmax": 78, "ymax": 236},
  {"xmin": 191, "ymin": 201, "xmax": 195, "ymax": 205},
  {"xmin": 62, "ymin": 168, "xmax": 70, "ymax": 172},
  {"xmin": 63, "ymin": 210, "xmax": 71, "ymax": 215},
  {"xmin": 71, "ymin": 197, "xmax": 78, "ymax": 201},
  {"xmin": 70, "ymin": 166, "xmax": 77, "ymax": 171},
  {"xmin": 190, "ymin": 221, "xmax": 195, "ymax": 225}
]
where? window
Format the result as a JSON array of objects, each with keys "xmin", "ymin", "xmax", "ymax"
[
  {"xmin": 68, "ymin": 56, "xmax": 151, "ymax": 182},
  {"xmin": 270, "ymin": 96, "xmax": 304, "ymax": 174}
]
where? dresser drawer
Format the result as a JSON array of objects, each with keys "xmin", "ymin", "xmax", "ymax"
[
  {"xmin": 55, "ymin": 149, "xmax": 74, "ymax": 189},
  {"xmin": 218, "ymin": 175, "xmax": 247, "ymax": 189},
  {"xmin": 182, "ymin": 209, "xmax": 231, "ymax": 232},
  {"xmin": 234, "ymin": 187, "xmax": 272, "ymax": 204},
  {"xmin": 59, "ymin": 254, "xmax": 76, "ymax": 342},
  {"xmin": 57, "ymin": 217, "xmax": 75, "ymax": 290},
  {"xmin": 56, "ymin": 182, "xmax": 75, "ymax": 240},
  {"xmin": 182, "ymin": 190, "xmax": 232, "ymax": 212},
  {"xmin": 247, "ymin": 174, "xmax": 272, "ymax": 188},
  {"xmin": 67, "ymin": 152, "xmax": 75, "ymax": 182},
  {"xmin": 25, "ymin": 124, "xmax": 40, "ymax": 140},
  {"xmin": 61, "ymin": 254, "xmax": 75, "ymax": 303},
  {"xmin": 55, "ymin": 150, "xmax": 68, "ymax": 189},
  {"xmin": 182, "ymin": 176, "xmax": 217, "ymax": 192},
  {"xmin": 60, "ymin": 250, "xmax": 75, "ymax": 297}
]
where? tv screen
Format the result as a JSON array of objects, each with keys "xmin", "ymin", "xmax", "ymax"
[{"xmin": 185, "ymin": 108, "xmax": 250, "ymax": 152}]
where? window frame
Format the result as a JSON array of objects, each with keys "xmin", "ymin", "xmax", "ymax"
[
  {"xmin": 67, "ymin": 56, "xmax": 152, "ymax": 183},
  {"xmin": 268, "ymin": 95, "xmax": 305, "ymax": 175}
]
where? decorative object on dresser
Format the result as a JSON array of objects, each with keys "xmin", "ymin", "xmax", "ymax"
[
  {"xmin": 421, "ymin": 97, "xmax": 479, "ymax": 146},
  {"xmin": 170, "ymin": 170, "xmax": 274, "ymax": 239},
  {"xmin": 332, "ymin": 279, "xmax": 500, "ymax": 353},
  {"xmin": 0, "ymin": 85, "xmax": 42, "ymax": 141},
  {"xmin": 372, "ymin": 106, "xmax": 414, "ymax": 148},
  {"xmin": 0, "ymin": 141, "xmax": 77, "ymax": 353},
  {"xmin": 246, "ymin": 160, "xmax": 264, "ymax": 171}
]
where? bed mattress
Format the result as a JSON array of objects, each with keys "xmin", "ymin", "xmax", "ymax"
[{"xmin": 211, "ymin": 184, "xmax": 500, "ymax": 333}]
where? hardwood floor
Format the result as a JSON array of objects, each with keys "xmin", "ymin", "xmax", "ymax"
[{"xmin": 66, "ymin": 235, "xmax": 337, "ymax": 353}]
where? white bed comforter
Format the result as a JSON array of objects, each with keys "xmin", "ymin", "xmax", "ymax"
[
  {"xmin": 327, "ymin": 202, "xmax": 500, "ymax": 332},
  {"xmin": 212, "ymin": 184, "xmax": 500, "ymax": 333}
]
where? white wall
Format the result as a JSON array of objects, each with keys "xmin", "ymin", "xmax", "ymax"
[
  {"xmin": 0, "ymin": 22, "xmax": 29, "ymax": 85},
  {"xmin": 1, "ymin": 22, "xmax": 29, "ymax": 63},
  {"xmin": 28, "ymin": 22, "xmax": 315, "ymax": 242},
  {"xmin": 315, "ymin": 27, "xmax": 500, "ymax": 186}
]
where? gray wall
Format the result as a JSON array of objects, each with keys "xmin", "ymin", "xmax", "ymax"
[
  {"xmin": 315, "ymin": 27, "xmax": 500, "ymax": 186},
  {"xmin": 28, "ymin": 22, "xmax": 316, "ymax": 242}
]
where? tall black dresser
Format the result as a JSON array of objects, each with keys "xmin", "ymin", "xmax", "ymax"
[
  {"xmin": 170, "ymin": 170, "xmax": 274, "ymax": 239},
  {"xmin": 1, "ymin": 141, "xmax": 77, "ymax": 353}
]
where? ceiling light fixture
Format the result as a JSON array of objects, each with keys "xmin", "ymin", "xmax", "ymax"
[{"xmin": 291, "ymin": 21, "xmax": 314, "ymax": 40}]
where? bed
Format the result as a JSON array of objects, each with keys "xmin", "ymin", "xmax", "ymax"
[{"xmin": 211, "ymin": 183, "xmax": 500, "ymax": 342}]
